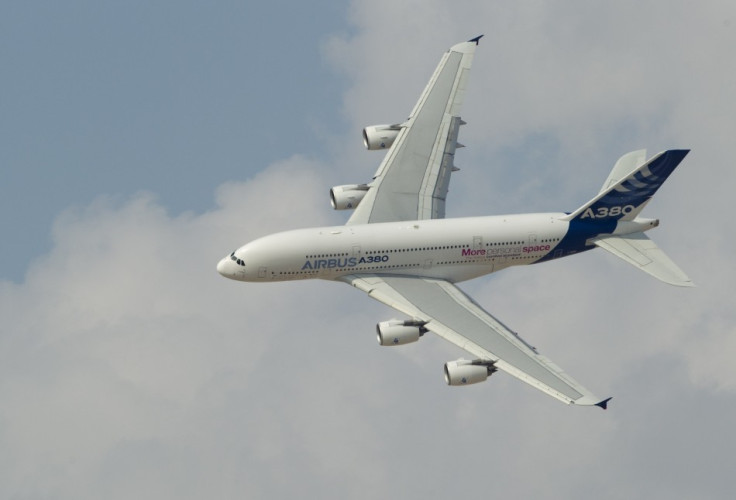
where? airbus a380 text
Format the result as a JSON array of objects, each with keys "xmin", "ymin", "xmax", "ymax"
[{"xmin": 217, "ymin": 36, "xmax": 692, "ymax": 409}]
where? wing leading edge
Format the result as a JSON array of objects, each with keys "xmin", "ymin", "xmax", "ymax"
[
  {"xmin": 347, "ymin": 38, "xmax": 480, "ymax": 225},
  {"xmin": 338, "ymin": 274, "xmax": 610, "ymax": 408}
]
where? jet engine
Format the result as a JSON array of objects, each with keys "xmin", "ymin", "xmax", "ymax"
[
  {"xmin": 444, "ymin": 359, "xmax": 497, "ymax": 386},
  {"xmin": 330, "ymin": 184, "xmax": 369, "ymax": 210},
  {"xmin": 363, "ymin": 124, "xmax": 401, "ymax": 150},
  {"xmin": 376, "ymin": 319, "xmax": 427, "ymax": 346}
]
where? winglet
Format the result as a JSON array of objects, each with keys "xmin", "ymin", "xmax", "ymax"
[
  {"xmin": 595, "ymin": 397, "xmax": 613, "ymax": 410},
  {"xmin": 468, "ymin": 35, "xmax": 484, "ymax": 45}
]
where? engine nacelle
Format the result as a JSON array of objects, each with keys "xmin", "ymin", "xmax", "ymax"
[
  {"xmin": 363, "ymin": 124, "xmax": 401, "ymax": 150},
  {"xmin": 376, "ymin": 319, "xmax": 426, "ymax": 346},
  {"xmin": 444, "ymin": 359, "xmax": 496, "ymax": 386},
  {"xmin": 330, "ymin": 184, "xmax": 369, "ymax": 210}
]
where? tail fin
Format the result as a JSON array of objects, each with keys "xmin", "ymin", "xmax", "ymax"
[
  {"xmin": 562, "ymin": 149, "xmax": 690, "ymax": 222},
  {"xmin": 592, "ymin": 232, "xmax": 694, "ymax": 287},
  {"xmin": 598, "ymin": 149, "xmax": 647, "ymax": 193}
]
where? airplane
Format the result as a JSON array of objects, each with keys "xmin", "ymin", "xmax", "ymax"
[{"xmin": 217, "ymin": 36, "xmax": 692, "ymax": 409}]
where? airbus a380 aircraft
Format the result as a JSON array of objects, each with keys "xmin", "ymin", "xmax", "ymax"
[{"xmin": 217, "ymin": 36, "xmax": 692, "ymax": 409}]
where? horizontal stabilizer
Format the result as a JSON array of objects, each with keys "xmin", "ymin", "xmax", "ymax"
[{"xmin": 592, "ymin": 232, "xmax": 694, "ymax": 287}]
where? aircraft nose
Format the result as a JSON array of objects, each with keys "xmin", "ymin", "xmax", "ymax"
[
  {"xmin": 218, "ymin": 253, "xmax": 247, "ymax": 280},
  {"xmin": 217, "ymin": 259, "xmax": 227, "ymax": 276},
  {"xmin": 217, "ymin": 257, "xmax": 229, "ymax": 276}
]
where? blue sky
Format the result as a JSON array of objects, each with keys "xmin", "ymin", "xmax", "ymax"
[
  {"xmin": 2, "ymin": 1, "xmax": 348, "ymax": 281},
  {"xmin": 2, "ymin": 1, "xmax": 736, "ymax": 499}
]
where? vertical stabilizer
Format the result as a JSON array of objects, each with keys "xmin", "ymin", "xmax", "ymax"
[
  {"xmin": 562, "ymin": 150, "xmax": 689, "ymax": 222},
  {"xmin": 599, "ymin": 149, "xmax": 647, "ymax": 193}
]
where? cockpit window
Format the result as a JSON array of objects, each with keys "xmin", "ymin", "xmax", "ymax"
[{"xmin": 230, "ymin": 251, "xmax": 245, "ymax": 267}]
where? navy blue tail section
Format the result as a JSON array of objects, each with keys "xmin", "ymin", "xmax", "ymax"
[{"xmin": 565, "ymin": 150, "xmax": 689, "ymax": 222}]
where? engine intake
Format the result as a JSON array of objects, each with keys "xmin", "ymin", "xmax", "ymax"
[
  {"xmin": 330, "ymin": 184, "xmax": 369, "ymax": 210},
  {"xmin": 376, "ymin": 319, "xmax": 427, "ymax": 346},
  {"xmin": 363, "ymin": 124, "xmax": 401, "ymax": 150},
  {"xmin": 444, "ymin": 359, "xmax": 497, "ymax": 386}
]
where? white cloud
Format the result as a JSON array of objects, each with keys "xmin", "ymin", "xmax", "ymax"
[{"xmin": 0, "ymin": 157, "xmax": 353, "ymax": 498}]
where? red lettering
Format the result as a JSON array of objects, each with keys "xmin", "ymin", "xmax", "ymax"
[
  {"xmin": 522, "ymin": 245, "xmax": 551, "ymax": 253},
  {"xmin": 461, "ymin": 248, "xmax": 486, "ymax": 256}
]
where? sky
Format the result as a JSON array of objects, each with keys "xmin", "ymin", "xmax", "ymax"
[{"xmin": 2, "ymin": 1, "xmax": 736, "ymax": 498}]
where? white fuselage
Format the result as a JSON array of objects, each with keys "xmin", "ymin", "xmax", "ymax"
[{"xmin": 217, "ymin": 212, "xmax": 578, "ymax": 283}]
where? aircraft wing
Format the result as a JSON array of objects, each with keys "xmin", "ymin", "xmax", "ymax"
[
  {"xmin": 346, "ymin": 37, "xmax": 481, "ymax": 225},
  {"xmin": 338, "ymin": 274, "xmax": 611, "ymax": 408}
]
